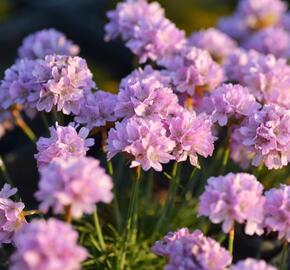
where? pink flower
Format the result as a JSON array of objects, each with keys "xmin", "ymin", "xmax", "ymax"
[
  {"xmin": 198, "ymin": 173, "xmax": 265, "ymax": 235},
  {"xmin": 10, "ymin": 219, "xmax": 87, "ymax": 270},
  {"xmin": 0, "ymin": 184, "xmax": 25, "ymax": 245},
  {"xmin": 35, "ymin": 157, "xmax": 113, "ymax": 218},
  {"xmin": 231, "ymin": 258, "xmax": 277, "ymax": 270},
  {"xmin": 35, "ymin": 123, "xmax": 94, "ymax": 168}
]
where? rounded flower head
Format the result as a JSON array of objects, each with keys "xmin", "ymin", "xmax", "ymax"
[
  {"xmin": 168, "ymin": 109, "xmax": 216, "ymax": 167},
  {"xmin": 35, "ymin": 123, "xmax": 94, "ymax": 168},
  {"xmin": 238, "ymin": 104, "xmax": 290, "ymax": 169},
  {"xmin": 105, "ymin": 0, "xmax": 185, "ymax": 63},
  {"xmin": 158, "ymin": 46, "xmax": 224, "ymax": 96},
  {"xmin": 0, "ymin": 184, "xmax": 25, "ymax": 245},
  {"xmin": 203, "ymin": 83, "xmax": 261, "ymax": 126},
  {"xmin": 114, "ymin": 65, "xmax": 178, "ymax": 119},
  {"xmin": 36, "ymin": 55, "xmax": 95, "ymax": 114},
  {"xmin": 152, "ymin": 228, "xmax": 232, "ymax": 270},
  {"xmin": 0, "ymin": 59, "xmax": 41, "ymax": 110},
  {"xmin": 35, "ymin": 157, "xmax": 113, "ymax": 218},
  {"xmin": 188, "ymin": 28, "xmax": 237, "ymax": 63},
  {"xmin": 231, "ymin": 258, "xmax": 277, "ymax": 270},
  {"xmin": 242, "ymin": 27, "xmax": 290, "ymax": 58},
  {"xmin": 198, "ymin": 173, "xmax": 265, "ymax": 235},
  {"xmin": 237, "ymin": 0, "xmax": 287, "ymax": 30},
  {"xmin": 10, "ymin": 218, "xmax": 87, "ymax": 270},
  {"xmin": 264, "ymin": 184, "xmax": 290, "ymax": 242},
  {"xmin": 75, "ymin": 90, "xmax": 117, "ymax": 130},
  {"xmin": 18, "ymin": 29, "xmax": 79, "ymax": 60},
  {"xmin": 107, "ymin": 116, "xmax": 175, "ymax": 171}
]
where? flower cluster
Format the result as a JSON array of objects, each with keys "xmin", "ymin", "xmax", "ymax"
[
  {"xmin": 231, "ymin": 259, "xmax": 277, "ymax": 270},
  {"xmin": 188, "ymin": 27, "xmax": 237, "ymax": 63},
  {"xmin": 264, "ymin": 184, "xmax": 290, "ymax": 242},
  {"xmin": 198, "ymin": 173, "xmax": 265, "ymax": 235},
  {"xmin": 36, "ymin": 157, "xmax": 113, "ymax": 218},
  {"xmin": 152, "ymin": 228, "xmax": 232, "ymax": 270},
  {"xmin": 105, "ymin": 0, "xmax": 185, "ymax": 63},
  {"xmin": 236, "ymin": 104, "xmax": 290, "ymax": 169},
  {"xmin": 0, "ymin": 184, "xmax": 25, "ymax": 245},
  {"xmin": 35, "ymin": 124, "xmax": 94, "ymax": 168},
  {"xmin": 18, "ymin": 29, "xmax": 79, "ymax": 60},
  {"xmin": 10, "ymin": 219, "xmax": 87, "ymax": 270}
]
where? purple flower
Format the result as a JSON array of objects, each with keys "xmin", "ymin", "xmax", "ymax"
[
  {"xmin": 168, "ymin": 109, "xmax": 216, "ymax": 167},
  {"xmin": 114, "ymin": 65, "xmax": 179, "ymax": 119},
  {"xmin": 158, "ymin": 46, "xmax": 224, "ymax": 96},
  {"xmin": 188, "ymin": 28, "xmax": 237, "ymax": 63},
  {"xmin": 0, "ymin": 184, "xmax": 25, "ymax": 245},
  {"xmin": 198, "ymin": 173, "xmax": 265, "ymax": 235},
  {"xmin": 152, "ymin": 228, "xmax": 232, "ymax": 270},
  {"xmin": 231, "ymin": 258, "xmax": 277, "ymax": 270},
  {"xmin": 10, "ymin": 218, "xmax": 87, "ymax": 270},
  {"xmin": 18, "ymin": 29, "xmax": 79, "ymax": 60},
  {"xmin": 203, "ymin": 83, "xmax": 261, "ymax": 126},
  {"xmin": 0, "ymin": 59, "xmax": 41, "ymax": 110},
  {"xmin": 238, "ymin": 104, "xmax": 290, "ymax": 169},
  {"xmin": 264, "ymin": 184, "xmax": 290, "ymax": 241},
  {"xmin": 35, "ymin": 123, "xmax": 94, "ymax": 168},
  {"xmin": 105, "ymin": 0, "xmax": 185, "ymax": 63},
  {"xmin": 242, "ymin": 27, "xmax": 290, "ymax": 58},
  {"xmin": 75, "ymin": 90, "xmax": 117, "ymax": 130},
  {"xmin": 35, "ymin": 157, "xmax": 113, "ymax": 218},
  {"xmin": 107, "ymin": 116, "xmax": 175, "ymax": 171},
  {"xmin": 36, "ymin": 55, "xmax": 95, "ymax": 115}
]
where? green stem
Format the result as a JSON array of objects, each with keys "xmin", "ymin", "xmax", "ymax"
[
  {"xmin": 94, "ymin": 208, "xmax": 106, "ymax": 251},
  {"xmin": 119, "ymin": 166, "xmax": 141, "ymax": 270},
  {"xmin": 220, "ymin": 147, "xmax": 230, "ymax": 175},
  {"xmin": 279, "ymin": 241, "xmax": 288, "ymax": 270},
  {"xmin": 182, "ymin": 167, "xmax": 198, "ymax": 198},
  {"xmin": 0, "ymin": 155, "xmax": 14, "ymax": 187},
  {"xmin": 108, "ymin": 160, "xmax": 121, "ymax": 231},
  {"xmin": 254, "ymin": 164, "xmax": 264, "ymax": 180},
  {"xmin": 228, "ymin": 227, "xmax": 235, "ymax": 256},
  {"xmin": 40, "ymin": 112, "xmax": 50, "ymax": 132}
]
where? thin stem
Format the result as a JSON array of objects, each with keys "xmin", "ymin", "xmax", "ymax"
[
  {"xmin": 64, "ymin": 205, "xmax": 72, "ymax": 223},
  {"xmin": 220, "ymin": 147, "xmax": 230, "ymax": 175},
  {"xmin": 182, "ymin": 167, "xmax": 198, "ymax": 198},
  {"xmin": 11, "ymin": 109, "xmax": 36, "ymax": 143},
  {"xmin": 0, "ymin": 154, "xmax": 14, "ymax": 187},
  {"xmin": 254, "ymin": 164, "xmax": 264, "ymax": 180},
  {"xmin": 228, "ymin": 227, "xmax": 235, "ymax": 256},
  {"xmin": 279, "ymin": 241, "xmax": 288, "ymax": 270},
  {"xmin": 93, "ymin": 208, "xmax": 106, "ymax": 251},
  {"xmin": 23, "ymin": 210, "xmax": 44, "ymax": 216},
  {"xmin": 40, "ymin": 112, "xmax": 50, "ymax": 132},
  {"xmin": 119, "ymin": 166, "xmax": 141, "ymax": 270}
]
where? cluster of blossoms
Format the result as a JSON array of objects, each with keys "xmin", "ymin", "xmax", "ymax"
[
  {"xmin": 0, "ymin": 184, "xmax": 25, "ymax": 245},
  {"xmin": 152, "ymin": 228, "xmax": 232, "ymax": 270},
  {"xmin": 35, "ymin": 124, "xmax": 94, "ymax": 168},
  {"xmin": 105, "ymin": 0, "xmax": 185, "ymax": 63},
  {"xmin": 10, "ymin": 219, "xmax": 87, "ymax": 270},
  {"xmin": 231, "ymin": 259, "xmax": 277, "ymax": 270},
  {"xmin": 18, "ymin": 28, "xmax": 80, "ymax": 60},
  {"xmin": 35, "ymin": 156, "xmax": 113, "ymax": 218},
  {"xmin": 106, "ymin": 65, "xmax": 216, "ymax": 171}
]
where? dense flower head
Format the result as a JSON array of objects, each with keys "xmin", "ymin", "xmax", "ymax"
[
  {"xmin": 158, "ymin": 46, "xmax": 224, "ymax": 96},
  {"xmin": 35, "ymin": 55, "xmax": 95, "ymax": 114},
  {"xmin": 35, "ymin": 157, "xmax": 113, "ymax": 218},
  {"xmin": 105, "ymin": 0, "xmax": 185, "ymax": 63},
  {"xmin": 231, "ymin": 258, "xmax": 277, "ymax": 270},
  {"xmin": 107, "ymin": 116, "xmax": 175, "ymax": 171},
  {"xmin": 264, "ymin": 184, "xmax": 290, "ymax": 241},
  {"xmin": 203, "ymin": 83, "xmax": 261, "ymax": 126},
  {"xmin": 75, "ymin": 90, "xmax": 117, "ymax": 130},
  {"xmin": 237, "ymin": 104, "xmax": 290, "ymax": 169},
  {"xmin": 242, "ymin": 27, "xmax": 290, "ymax": 58},
  {"xmin": 0, "ymin": 184, "xmax": 25, "ymax": 245},
  {"xmin": 0, "ymin": 59, "xmax": 41, "ymax": 110},
  {"xmin": 114, "ymin": 65, "xmax": 179, "ymax": 119},
  {"xmin": 18, "ymin": 29, "xmax": 79, "ymax": 60},
  {"xmin": 10, "ymin": 218, "xmax": 87, "ymax": 270},
  {"xmin": 152, "ymin": 228, "xmax": 232, "ymax": 270},
  {"xmin": 168, "ymin": 109, "xmax": 216, "ymax": 167},
  {"xmin": 198, "ymin": 173, "xmax": 265, "ymax": 235},
  {"xmin": 35, "ymin": 123, "xmax": 94, "ymax": 168},
  {"xmin": 188, "ymin": 28, "xmax": 237, "ymax": 63}
]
